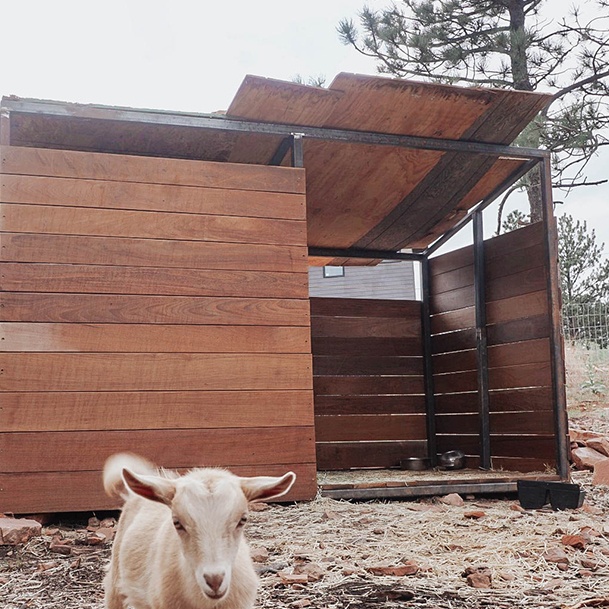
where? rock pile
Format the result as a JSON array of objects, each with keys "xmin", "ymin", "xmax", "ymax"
[{"xmin": 570, "ymin": 426, "xmax": 609, "ymax": 485}]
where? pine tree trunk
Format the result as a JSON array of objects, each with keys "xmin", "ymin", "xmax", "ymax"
[{"xmin": 507, "ymin": 0, "xmax": 543, "ymax": 221}]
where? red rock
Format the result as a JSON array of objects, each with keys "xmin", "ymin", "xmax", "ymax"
[
  {"xmin": 557, "ymin": 562, "xmax": 569, "ymax": 572},
  {"xmin": 250, "ymin": 547, "xmax": 269, "ymax": 563},
  {"xmin": 578, "ymin": 569, "xmax": 594, "ymax": 577},
  {"xmin": 463, "ymin": 566, "xmax": 492, "ymax": 589},
  {"xmin": 439, "ymin": 493, "xmax": 464, "ymax": 506},
  {"xmin": 294, "ymin": 562, "xmax": 325, "ymax": 582},
  {"xmin": 86, "ymin": 532, "xmax": 107, "ymax": 546},
  {"xmin": 543, "ymin": 547, "xmax": 569, "ymax": 564},
  {"xmin": 277, "ymin": 570, "xmax": 309, "ymax": 585},
  {"xmin": 561, "ymin": 534, "xmax": 587, "ymax": 550},
  {"xmin": 570, "ymin": 427, "xmax": 604, "ymax": 443},
  {"xmin": 0, "ymin": 517, "xmax": 42, "ymax": 545},
  {"xmin": 593, "ymin": 458, "xmax": 609, "ymax": 485},
  {"xmin": 367, "ymin": 561, "xmax": 419, "ymax": 576},
  {"xmin": 580, "ymin": 557, "xmax": 599, "ymax": 570},
  {"xmin": 571, "ymin": 447, "xmax": 608, "ymax": 470},
  {"xmin": 464, "ymin": 511, "xmax": 486, "ymax": 519},
  {"xmin": 581, "ymin": 504, "xmax": 603, "ymax": 515},
  {"xmin": 586, "ymin": 437, "xmax": 609, "ymax": 457},
  {"xmin": 49, "ymin": 536, "xmax": 74, "ymax": 555}
]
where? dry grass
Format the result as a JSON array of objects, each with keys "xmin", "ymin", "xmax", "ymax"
[
  {"xmin": 565, "ymin": 342, "xmax": 609, "ymax": 409},
  {"xmin": 2, "ymin": 470, "xmax": 609, "ymax": 609}
]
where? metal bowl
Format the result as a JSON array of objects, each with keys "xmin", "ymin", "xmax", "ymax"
[
  {"xmin": 400, "ymin": 457, "xmax": 430, "ymax": 471},
  {"xmin": 439, "ymin": 450, "xmax": 466, "ymax": 470}
]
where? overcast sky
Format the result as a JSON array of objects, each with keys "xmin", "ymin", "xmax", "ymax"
[{"xmin": 2, "ymin": 0, "xmax": 607, "ymax": 254}]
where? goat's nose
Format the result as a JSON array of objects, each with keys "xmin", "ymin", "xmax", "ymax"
[{"xmin": 204, "ymin": 571, "xmax": 225, "ymax": 595}]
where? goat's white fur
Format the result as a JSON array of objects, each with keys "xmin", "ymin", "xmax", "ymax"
[{"xmin": 103, "ymin": 452, "xmax": 296, "ymax": 609}]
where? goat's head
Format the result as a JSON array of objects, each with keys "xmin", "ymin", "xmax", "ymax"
[{"xmin": 122, "ymin": 467, "xmax": 295, "ymax": 601}]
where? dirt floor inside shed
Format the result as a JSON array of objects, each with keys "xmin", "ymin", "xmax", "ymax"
[{"xmin": 3, "ymin": 343, "xmax": 609, "ymax": 609}]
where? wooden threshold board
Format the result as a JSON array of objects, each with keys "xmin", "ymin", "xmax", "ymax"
[{"xmin": 318, "ymin": 470, "xmax": 562, "ymax": 500}]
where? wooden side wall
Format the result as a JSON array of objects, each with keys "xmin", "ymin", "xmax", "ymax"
[
  {"xmin": 311, "ymin": 297, "xmax": 426, "ymax": 469},
  {"xmin": 0, "ymin": 145, "xmax": 317, "ymax": 512},
  {"xmin": 430, "ymin": 222, "xmax": 556, "ymax": 472}
]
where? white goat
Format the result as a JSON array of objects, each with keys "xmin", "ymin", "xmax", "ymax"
[{"xmin": 103, "ymin": 453, "xmax": 296, "ymax": 609}]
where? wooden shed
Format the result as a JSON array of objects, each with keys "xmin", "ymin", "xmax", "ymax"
[{"xmin": 0, "ymin": 73, "xmax": 568, "ymax": 512}]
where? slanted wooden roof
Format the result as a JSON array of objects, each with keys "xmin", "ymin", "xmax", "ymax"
[{"xmin": 1, "ymin": 74, "xmax": 552, "ymax": 263}]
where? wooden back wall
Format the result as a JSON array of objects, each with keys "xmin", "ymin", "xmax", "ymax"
[
  {"xmin": 0, "ymin": 145, "xmax": 317, "ymax": 512},
  {"xmin": 311, "ymin": 297, "xmax": 426, "ymax": 469},
  {"xmin": 430, "ymin": 222, "xmax": 556, "ymax": 472}
]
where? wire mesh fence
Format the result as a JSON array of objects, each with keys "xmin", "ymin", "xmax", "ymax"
[
  {"xmin": 562, "ymin": 302, "xmax": 609, "ymax": 403},
  {"xmin": 563, "ymin": 302, "xmax": 609, "ymax": 350}
]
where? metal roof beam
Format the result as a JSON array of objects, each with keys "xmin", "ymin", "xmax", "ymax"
[{"xmin": 1, "ymin": 97, "xmax": 550, "ymax": 160}]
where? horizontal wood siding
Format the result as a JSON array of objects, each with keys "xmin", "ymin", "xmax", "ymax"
[
  {"xmin": 0, "ymin": 146, "xmax": 316, "ymax": 512},
  {"xmin": 311, "ymin": 297, "xmax": 426, "ymax": 469},
  {"xmin": 429, "ymin": 223, "xmax": 556, "ymax": 472}
]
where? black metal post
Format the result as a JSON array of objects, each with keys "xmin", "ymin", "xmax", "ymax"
[
  {"xmin": 473, "ymin": 210, "xmax": 491, "ymax": 470},
  {"xmin": 540, "ymin": 158, "xmax": 570, "ymax": 479},
  {"xmin": 421, "ymin": 256, "xmax": 438, "ymax": 467}
]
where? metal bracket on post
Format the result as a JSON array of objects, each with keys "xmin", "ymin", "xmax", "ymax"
[
  {"xmin": 473, "ymin": 210, "xmax": 491, "ymax": 470},
  {"xmin": 291, "ymin": 133, "xmax": 304, "ymax": 168}
]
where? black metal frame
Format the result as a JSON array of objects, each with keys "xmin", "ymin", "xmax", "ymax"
[{"xmin": 0, "ymin": 97, "xmax": 568, "ymax": 478}]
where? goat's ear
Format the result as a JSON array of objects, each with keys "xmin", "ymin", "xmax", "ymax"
[
  {"xmin": 240, "ymin": 472, "xmax": 296, "ymax": 503},
  {"xmin": 122, "ymin": 468, "xmax": 176, "ymax": 505}
]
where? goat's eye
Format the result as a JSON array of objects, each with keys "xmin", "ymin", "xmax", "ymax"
[
  {"xmin": 173, "ymin": 518, "xmax": 185, "ymax": 531},
  {"xmin": 237, "ymin": 515, "xmax": 248, "ymax": 528}
]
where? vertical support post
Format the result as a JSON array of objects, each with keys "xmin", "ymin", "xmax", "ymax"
[
  {"xmin": 421, "ymin": 256, "xmax": 437, "ymax": 467},
  {"xmin": 0, "ymin": 107, "xmax": 10, "ymax": 146},
  {"xmin": 291, "ymin": 133, "xmax": 304, "ymax": 168},
  {"xmin": 540, "ymin": 158, "xmax": 570, "ymax": 479},
  {"xmin": 473, "ymin": 210, "xmax": 491, "ymax": 469}
]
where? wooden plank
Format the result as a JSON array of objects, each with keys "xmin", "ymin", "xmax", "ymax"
[
  {"xmin": 431, "ymin": 243, "xmax": 545, "ymax": 297},
  {"xmin": 1, "ymin": 233, "xmax": 307, "ymax": 273},
  {"xmin": 0, "ymin": 426, "xmax": 316, "ymax": 473},
  {"xmin": 431, "ymin": 266, "xmax": 547, "ymax": 314},
  {"xmin": 429, "ymin": 245, "xmax": 473, "ymax": 277},
  {"xmin": 485, "ymin": 222, "xmax": 544, "ymax": 260},
  {"xmin": 0, "ymin": 323, "xmax": 311, "ymax": 354},
  {"xmin": 311, "ymin": 316, "xmax": 420, "ymax": 338},
  {"xmin": 0, "ymin": 203, "xmax": 306, "ymax": 246},
  {"xmin": 433, "ymin": 338, "xmax": 551, "ymax": 374},
  {"xmin": 434, "ymin": 387, "xmax": 553, "ymax": 414},
  {"xmin": 316, "ymin": 440, "xmax": 428, "ymax": 470},
  {"xmin": 431, "ymin": 327, "xmax": 476, "ymax": 354},
  {"xmin": 435, "ymin": 410, "xmax": 555, "ymax": 435},
  {"xmin": 312, "ymin": 336, "xmax": 422, "ymax": 357},
  {"xmin": 0, "ymin": 353, "xmax": 313, "ymax": 391},
  {"xmin": 436, "ymin": 434, "xmax": 556, "ymax": 460},
  {"xmin": 314, "ymin": 395, "xmax": 426, "ymax": 416},
  {"xmin": 0, "ymin": 174, "xmax": 306, "ymax": 219},
  {"xmin": 0, "ymin": 293, "xmax": 310, "ymax": 326},
  {"xmin": 314, "ymin": 376, "xmax": 424, "ymax": 396},
  {"xmin": 0, "ymin": 462, "xmax": 318, "ymax": 513},
  {"xmin": 315, "ymin": 414, "xmax": 426, "ymax": 442},
  {"xmin": 313, "ymin": 356, "xmax": 423, "ymax": 376},
  {"xmin": 0, "ymin": 146, "xmax": 306, "ymax": 194},
  {"xmin": 434, "ymin": 362, "xmax": 552, "ymax": 394},
  {"xmin": 0, "ymin": 264, "xmax": 308, "ymax": 298},
  {"xmin": 487, "ymin": 315, "xmax": 551, "ymax": 345},
  {"xmin": 0, "ymin": 390, "xmax": 314, "ymax": 432},
  {"xmin": 487, "ymin": 290, "xmax": 548, "ymax": 325},
  {"xmin": 432, "ymin": 317, "xmax": 551, "ymax": 355},
  {"xmin": 310, "ymin": 297, "xmax": 421, "ymax": 318},
  {"xmin": 430, "ymin": 291, "xmax": 549, "ymax": 334}
]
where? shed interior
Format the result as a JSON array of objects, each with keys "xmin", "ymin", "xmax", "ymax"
[{"xmin": 0, "ymin": 73, "xmax": 569, "ymax": 512}]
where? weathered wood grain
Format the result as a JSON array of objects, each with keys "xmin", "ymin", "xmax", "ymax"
[
  {"xmin": 0, "ymin": 323, "xmax": 311, "ymax": 353},
  {"xmin": 0, "ymin": 353, "xmax": 313, "ymax": 391},
  {"xmin": 0, "ymin": 174, "xmax": 306, "ymax": 219},
  {"xmin": 0, "ymin": 390, "xmax": 314, "ymax": 432},
  {"xmin": 0, "ymin": 293, "xmax": 310, "ymax": 326}
]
